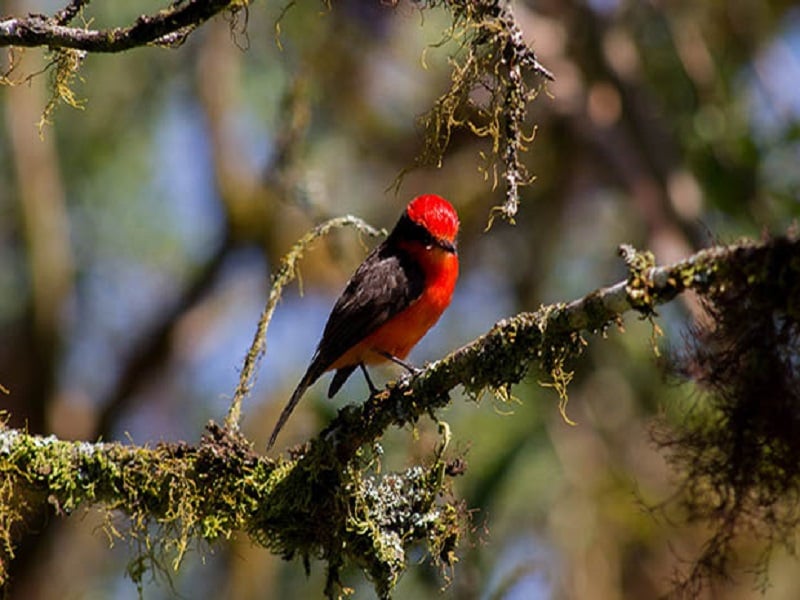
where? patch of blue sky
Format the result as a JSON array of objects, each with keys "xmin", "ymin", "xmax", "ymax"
[
  {"xmin": 745, "ymin": 9, "xmax": 800, "ymax": 141},
  {"xmin": 482, "ymin": 534, "xmax": 556, "ymax": 600},
  {"xmin": 151, "ymin": 91, "xmax": 225, "ymax": 265},
  {"xmin": 176, "ymin": 248, "xmax": 332, "ymax": 412},
  {"xmin": 59, "ymin": 83, "xmax": 231, "ymax": 406}
]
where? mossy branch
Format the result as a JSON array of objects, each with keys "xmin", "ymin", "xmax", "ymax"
[
  {"xmin": 2, "ymin": 233, "xmax": 798, "ymax": 597},
  {"xmin": 5, "ymin": 1, "xmax": 551, "ymax": 211},
  {"xmin": 0, "ymin": 1, "xmax": 249, "ymax": 53},
  {"xmin": 318, "ymin": 235, "xmax": 800, "ymax": 462},
  {"xmin": 0, "ymin": 422, "xmax": 459, "ymax": 598}
]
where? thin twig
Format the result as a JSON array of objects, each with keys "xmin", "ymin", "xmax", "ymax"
[{"xmin": 54, "ymin": 0, "xmax": 92, "ymax": 26}]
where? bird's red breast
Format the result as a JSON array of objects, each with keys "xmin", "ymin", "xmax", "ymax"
[{"xmin": 329, "ymin": 241, "xmax": 458, "ymax": 369}]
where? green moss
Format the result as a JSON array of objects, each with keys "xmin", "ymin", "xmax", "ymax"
[{"xmin": 38, "ymin": 48, "xmax": 87, "ymax": 135}]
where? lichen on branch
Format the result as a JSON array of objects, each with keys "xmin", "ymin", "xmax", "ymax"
[{"xmin": 0, "ymin": 0, "xmax": 251, "ymax": 130}]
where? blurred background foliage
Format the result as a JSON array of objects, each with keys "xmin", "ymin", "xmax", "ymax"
[{"xmin": 1, "ymin": 0, "xmax": 800, "ymax": 598}]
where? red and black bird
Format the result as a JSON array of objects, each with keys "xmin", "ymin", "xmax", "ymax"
[{"xmin": 268, "ymin": 194, "xmax": 460, "ymax": 448}]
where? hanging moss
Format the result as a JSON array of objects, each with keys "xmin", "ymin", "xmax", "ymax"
[{"xmin": 656, "ymin": 236, "xmax": 800, "ymax": 595}]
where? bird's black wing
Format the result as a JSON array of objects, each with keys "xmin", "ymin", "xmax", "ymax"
[
  {"xmin": 266, "ymin": 242, "xmax": 424, "ymax": 450},
  {"xmin": 309, "ymin": 242, "xmax": 425, "ymax": 378}
]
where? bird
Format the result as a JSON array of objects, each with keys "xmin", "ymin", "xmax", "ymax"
[{"xmin": 267, "ymin": 194, "xmax": 460, "ymax": 449}]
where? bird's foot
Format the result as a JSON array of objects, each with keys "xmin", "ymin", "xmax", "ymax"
[
  {"xmin": 359, "ymin": 362, "xmax": 379, "ymax": 395},
  {"xmin": 377, "ymin": 350, "xmax": 421, "ymax": 375}
]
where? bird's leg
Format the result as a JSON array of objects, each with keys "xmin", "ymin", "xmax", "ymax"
[
  {"xmin": 376, "ymin": 350, "xmax": 422, "ymax": 375},
  {"xmin": 359, "ymin": 362, "xmax": 379, "ymax": 395}
]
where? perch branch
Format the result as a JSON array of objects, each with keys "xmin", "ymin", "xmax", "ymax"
[
  {"xmin": 2, "ymin": 233, "xmax": 798, "ymax": 596},
  {"xmin": 318, "ymin": 235, "xmax": 799, "ymax": 461}
]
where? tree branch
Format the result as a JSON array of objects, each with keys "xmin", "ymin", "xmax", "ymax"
[
  {"xmin": 0, "ymin": 1, "xmax": 247, "ymax": 52},
  {"xmin": 2, "ymin": 233, "xmax": 798, "ymax": 596},
  {"xmin": 320, "ymin": 235, "xmax": 799, "ymax": 461}
]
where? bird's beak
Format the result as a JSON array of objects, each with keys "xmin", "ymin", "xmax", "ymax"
[{"xmin": 434, "ymin": 238, "xmax": 457, "ymax": 253}]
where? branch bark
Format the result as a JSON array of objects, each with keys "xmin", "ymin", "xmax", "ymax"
[
  {"xmin": 2, "ymin": 233, "xmax": 798, "ymax": 596},
  {"xmin": 0, "ymin": 1, "xmax": 247, "ymax": 52}
]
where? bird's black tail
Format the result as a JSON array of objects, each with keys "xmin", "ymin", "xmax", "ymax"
[{"xmin": 267, "ymin": 362, "xmax": 322, "ymax": 450}]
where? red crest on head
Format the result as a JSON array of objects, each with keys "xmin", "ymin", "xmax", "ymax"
[{"xmin": 406, "ymin": 194, "xmax": 459, "ymax": 242}]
